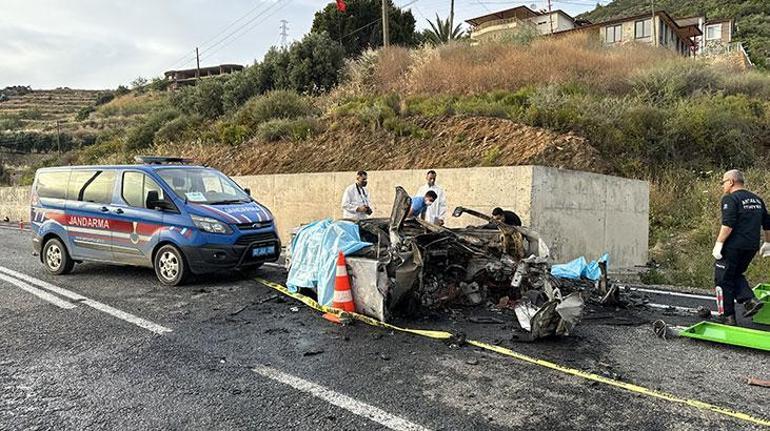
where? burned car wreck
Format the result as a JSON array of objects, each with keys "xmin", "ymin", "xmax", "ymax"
[{"xmin": 342, "ymin": 187, "xmax": 601, "ymax": 340}]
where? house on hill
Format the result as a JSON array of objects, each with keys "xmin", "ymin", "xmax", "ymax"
[
  {"xmin": 465, "ymin": 5, "xmax": 583, "ymax": 42},
  {"xmin": 466, "ymin": 6, "xmax": 749, "ymax": 65},
  {"xmin": 163, "ymin": 64, "xmax": 244, "ymax": 90}
]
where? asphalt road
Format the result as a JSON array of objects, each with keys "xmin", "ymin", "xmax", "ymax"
[{"xmin": 1, "ymin": 227, "xmax": 768, "ymax": 430}]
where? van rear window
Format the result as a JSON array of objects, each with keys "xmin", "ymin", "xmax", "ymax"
[{"xmin": 35, "ymin": 171, "xmax": 70, "ymax": 199}]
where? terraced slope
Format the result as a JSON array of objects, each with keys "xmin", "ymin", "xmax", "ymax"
[{"xmin": 0, "ymin": 89, "xmax": 101, "ymax": 131}]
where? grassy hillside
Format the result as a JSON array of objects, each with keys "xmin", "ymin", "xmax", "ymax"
[
  {"xmin": 579, "ymin": 0, "xmax": 770, "ymax": 68},
  {"xmin": 9, "ymin": 32, "xmax": 770, "ymax": 288}
]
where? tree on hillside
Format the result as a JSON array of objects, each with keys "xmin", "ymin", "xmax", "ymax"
[
  {"xmin": 263, "ymin": 32, "xmax": 347, "ymax": 94},
  {"xmin": 311, "ymin": 0, "xmax": 418, "ymax": 57},
  {"xmin": 421, "ymin": 14, "xmax": 466, "ymax": 46}
]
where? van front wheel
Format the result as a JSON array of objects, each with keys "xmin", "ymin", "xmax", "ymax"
[
  {"xmin": 154, "ymin": 245, "xmax": 189, "ymax": 286},
  {"xmin": 43, "ymin": 238, "xmax": 74, "ymax": 275}
]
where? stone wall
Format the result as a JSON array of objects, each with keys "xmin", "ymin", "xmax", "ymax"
[{"xmin": 3, "ymin": 166, "xmax": 650, "ymax": 268}]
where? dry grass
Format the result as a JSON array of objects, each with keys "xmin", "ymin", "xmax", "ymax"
[
  {"xmin": 364, "ymin": 33, "xmax": 676, "ymax": 96},
  {"xmin": 95, "ymin": 92, "xmax": 169, "ymax": 118}
]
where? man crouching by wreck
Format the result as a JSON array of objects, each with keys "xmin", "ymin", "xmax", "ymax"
[
  {"xmin": 712, "ymin": 169, "xmax": 767, "ymax": 325},
  {"xmin": 407, "ymin": 190, "xmax": 437, "ymax": 220}
]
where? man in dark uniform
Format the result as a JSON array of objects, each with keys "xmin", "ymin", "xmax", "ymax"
[{"xmin": 712, "ymin": 169, "xmax": 769, "ymax": 325}]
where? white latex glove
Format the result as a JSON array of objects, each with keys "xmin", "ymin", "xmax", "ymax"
[
  {"xmin": 712, "ymin": 242, "xmax": 724, "ymax": 260},
  {"xmin": 761, "ymin": 242, "xmax": 770, "ymax": 258}
]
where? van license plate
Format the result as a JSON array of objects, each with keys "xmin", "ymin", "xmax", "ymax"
[{"xmin": 252, "ymin": 245, "xmax": 275, "ymax": 257}]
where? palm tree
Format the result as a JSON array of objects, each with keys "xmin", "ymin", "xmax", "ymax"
[{"xmin": 423, "ymin": 14, "xmax": 465, "ymax": 45}]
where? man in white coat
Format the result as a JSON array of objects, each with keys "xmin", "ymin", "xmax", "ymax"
[
  {"xmin": 341, "ymin": 170, "xmax": 373, "ymax": 220},
  {"xmin": 416, "ymin": 170, "xmax": 447, "ymax": 225}
]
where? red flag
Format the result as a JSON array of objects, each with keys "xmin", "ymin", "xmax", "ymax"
[{"xmin": 336, "ymin": 0, "xmax": 346, "ymax": 12}]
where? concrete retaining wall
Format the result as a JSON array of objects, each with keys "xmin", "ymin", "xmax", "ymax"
[{"xmin": 2, "ymin": 166, "xmax": 649, "ymax": 268}]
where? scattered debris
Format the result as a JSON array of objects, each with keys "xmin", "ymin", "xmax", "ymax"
[
  {"xmin": 466, "ymin": 358, "xmax": 479, "ymax": 365},
  {"xmin": 652, "ymin": 320, "xmax": 669, "ymax": 340},
  {"xmin": 468, "ymin": 316, "xmax": 505, "ymax": 324},
  {"xmin": 230, "ymin": 303, "xmax": 254, "ymax": 316},
  {"xmin": 746, "ymin": 377, "xmax": 770, "ymax": 388},
  {"xmin": 303, "ymin": 349, "xmax": 324, "ymax": 357},
  {"xmin": 289, "ymin": 306, "xmax": 299, "ymax": 313}
]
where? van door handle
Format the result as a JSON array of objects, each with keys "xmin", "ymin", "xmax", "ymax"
[
  {"xmin": 100, "ymin": 206, "xmax": 109, "ymax": 212},
  {"xmin": 114, "ymin": 208, "xmax": 124, "ymax": 214}
]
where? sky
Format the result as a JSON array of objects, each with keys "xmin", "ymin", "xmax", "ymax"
[{"xmin": 0, "ymin": 0, "xmax": 600, "ymax": 90}]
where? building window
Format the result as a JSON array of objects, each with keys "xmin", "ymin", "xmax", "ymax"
[
  {"xmin": 706, "ymin": 24, "xmax": 722, "ymax": 40},
  {"xmin": 635, "ymin": 19, "xmax": 652, "ymax": 39},
  {"xmin": 605, "ymin": 24, "xmax": 622, "ymax": 43}
]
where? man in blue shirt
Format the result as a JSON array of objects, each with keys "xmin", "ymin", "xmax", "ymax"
[
  {"xmin": 408, "ymin": 191, "xmax": 438, "ymax": 220},
  {"xmin": 712, "ymin": 169, "xmax": 769, "ymax": 325}
]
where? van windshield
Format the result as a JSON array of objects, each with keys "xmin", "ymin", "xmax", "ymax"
[{"xmin": 157, "ymin": 168, "xmax": 250, "ymax": 205}]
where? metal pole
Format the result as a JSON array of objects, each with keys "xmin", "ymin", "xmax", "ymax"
[
  {"xmin": 547, "ymin": 0, "xmax": 554, "ymax": 34},
  {"xmin": 56, "ymin": 120, "xmax": 61, "ymax": 155},
  {"xmin": 195, "ymin": 47, "xmax": 201, "ymax": 80},
  {"xmin": 382, "ymin": 0, "xmax": 390, "ymax": 47}
]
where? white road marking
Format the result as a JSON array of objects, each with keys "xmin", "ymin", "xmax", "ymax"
[
  {"xmin": 0, "ymin": 266, "xmax": 172, "ymax": 335},
  {"xmin": 0, "ymin": 273, "xmax": 77, "ymax": 309},
  {"xmin": 252, "ymin": 365, "xmax": 432, "ymax": 431},
  {"xmin": 629, "ymin": 287, "xmax": 714, "ymax": 301},
  {"xmin": 647, "ymin": 302, "xmax": 718, "ymax": 316}
]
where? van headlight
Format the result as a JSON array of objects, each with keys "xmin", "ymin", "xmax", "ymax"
[{"xmin": 191, "ymin": 215, "xmax": 232, "ymax": 234}]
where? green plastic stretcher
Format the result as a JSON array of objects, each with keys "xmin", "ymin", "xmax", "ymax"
[
  {"xmin": 753, "ymin": 284, "xmax": 770, "ymax": 325},
  {"xmin": 679, "ymin": 321, "xmax": 770, "ymax": 352}
]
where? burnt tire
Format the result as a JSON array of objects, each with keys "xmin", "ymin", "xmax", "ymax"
[
  {"xmin": 42, "ymin": 238, "xmax": 74, "ymax": 275},
  {"xmin": 154, "ymin": 244, "xmax": 189, "ymax": 286}
]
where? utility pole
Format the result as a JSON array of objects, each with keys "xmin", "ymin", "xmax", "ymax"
[
  {"xmin": 195, "ymin": 47, "xmax": 201, "ymax": 80},
  {"xmin": 279, "ymin": 20, "xmax": 289, "ymax": 48},
  {"xmin": 55, "ymin": 120, "xmax": 61, "ymax": 155},
  {"xmin": 547, "ymin": 0, "xmax": 554, "ymax": 34},
  {"xmin": 449, "ymin": 0, "xmax": 455, "ymax": 38},
  {"xmin": 382, "ymin": 0, "xmax": 390, "ymax": 48}
]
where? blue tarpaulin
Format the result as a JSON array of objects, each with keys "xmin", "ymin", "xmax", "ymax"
[
  {"xmin": 286, "ymin": 219, "xmax": 372, "ymax": 306},
  {"xmin": 551, "ymin": 253, "xmax": 609, "ymax": 281}
]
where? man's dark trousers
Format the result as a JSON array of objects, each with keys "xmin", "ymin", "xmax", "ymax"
[{"xmin": 715, "ymin": 248, "xmax": 757, "ymax": 317}]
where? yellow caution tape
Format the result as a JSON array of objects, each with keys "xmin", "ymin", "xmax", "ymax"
[{"xmin": 255, "ymin": 277, "xmax": 770, "ymax": 428}]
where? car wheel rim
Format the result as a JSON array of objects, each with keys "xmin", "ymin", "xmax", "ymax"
[
  {"xmin": 159, "ymin": 251, "xmax": 179, "ymax": 281},
  {"xmin": 46, "ymin": 244, "xmax": 62, "ymax": 270}
]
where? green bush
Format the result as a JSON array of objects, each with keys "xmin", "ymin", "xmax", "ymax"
[
  {"xmin": 123, "ymin": 109, "xmax": 179, "ymax": 151},
  {"xmin": 76, "ymin": 106, "xmax": 96, "ymax": 121},
  {"xmin": 0, "ymin": 115, "xmax": 22, "ymax": 131},
  {"xmin": 629, "ymin": 61, "xmax": 721, "ymax": 103},
  {"xmin": 94, "ymin": 91, "xmax": 115, "ymax": 106},
  {"xmin": 256, "ymin": 117, "xmax": 323, "ymax": 142},
  {"xmin": 217, "ymin": 122, "xmax": 250, "ymax": 145},
  {"xmin": 155, "ymin": 114, "xmax": 199, "ymax": 143},
  {"xmin": 222, "ymin": 65, "xmax": 274, "ymax": 112},
  {"xmin": 235, "ymin": 90, "xmax": 317, "ymax": 130}
]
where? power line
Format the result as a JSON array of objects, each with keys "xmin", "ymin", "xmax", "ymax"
[
  {"xmin": 197, "ymin": 0, "xmax": 292, "ymax": 65},
  {"xmin": 175, "ymin": 0, "xmax": 286, "ymax": 69},
  {"xmin": 165, "ymin": 1, "xmax": 275, "ymax": 70}
]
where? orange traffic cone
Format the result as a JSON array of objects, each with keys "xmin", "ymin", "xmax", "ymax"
[{"xmin": 322, "ymin": 251, "xmax": 355, "ymax": 324}]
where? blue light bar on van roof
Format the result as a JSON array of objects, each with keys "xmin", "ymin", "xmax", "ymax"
[{"xmin": 135, "ymin": 156, "xmax": 195, "ymax": 165}]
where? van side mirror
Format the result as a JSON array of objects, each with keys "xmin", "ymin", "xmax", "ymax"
[
  {"xmin": 146, "ymin": 190, "xmax": 172, "ymax": 211},
  {"xmin": 244, "ymin": 187, "xmax": 251, "ymax": 196}
]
